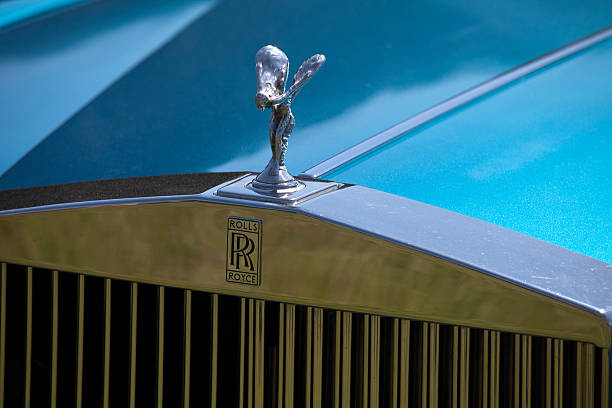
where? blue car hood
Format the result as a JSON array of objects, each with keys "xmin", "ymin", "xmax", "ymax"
[{"xmin": 2, "ymin": 0, "xmax": 612, "ymax": 189}]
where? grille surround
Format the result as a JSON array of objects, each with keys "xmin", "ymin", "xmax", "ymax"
[{"xmin": 0, "ymin": 200, "xmax": 608, "ymax": 348}]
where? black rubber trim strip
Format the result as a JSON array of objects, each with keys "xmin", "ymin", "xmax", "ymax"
[
  {"xmin": 299, "ymin": 24, "xmax": 612, "ymax": 178},
  {"xmin": 0, "ymin": 172, "xmax": 248, "ymax": 211}
]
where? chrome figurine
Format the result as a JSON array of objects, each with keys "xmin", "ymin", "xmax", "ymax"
[{"xmin": 250, "ymin": 45, "xmax": 325, "ymax": 195}]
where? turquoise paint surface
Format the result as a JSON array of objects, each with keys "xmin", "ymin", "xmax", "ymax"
[
  {"xmin": 331, "ymin": 39, "xmax": 612, "ymax": 263},
  {"xmin": 0, "ymin": 0, "xmax": 217, "ymax": 178},
  {"xmin": 0, "ymin": 0, "xmax": 87, "ymax": 29},
  {"xmin": 2, "ymin": 0, "xmax": 612, "ymax": 189}
]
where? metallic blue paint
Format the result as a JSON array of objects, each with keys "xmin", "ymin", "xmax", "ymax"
[
  {"xmin": 0, "ymin": 0, "xmax": 87, "ymax": 30},
  {"xmin": 2, "ymin": 0, "xmax": 612, "ymax": 189},
  {"xmin": 0, "ymin": 0, "xmax": 217, "ymax": 177},
  {"xmin": 331, "ymin": 38, "xmax": 612, "ymax": 264},
  {"xmin": 301, "ymin": 26, "xmax": 612, "ymax": 179}
]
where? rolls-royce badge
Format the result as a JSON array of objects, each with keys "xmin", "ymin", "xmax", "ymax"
[
  {"xmin": 226, "ymin": 217, "xmax": 262, "ymax": 285},
  {"xmin": 250, "ymin": 45, "xmax": 326, "ymax": 195}
]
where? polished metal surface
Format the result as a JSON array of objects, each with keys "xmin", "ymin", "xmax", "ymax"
[
  {"xmin": 277, "ymin": 304, "xmax": 284, "ymax": 407},
  {"xmin": 490, "ymin": 331, "xmax": 500, "ymax": 408},
  {"xmin": 0, "ymin": 264, "xmax": 4, "ymax": 408},
  {"xmin": 156, "ymin": 286, "xmax": 165, "ymax": 408},
  {"xmin": 211, "ymin": 294, "xmax": 219, "ymax": 408},
  {"xmin": 602, "ymin": 349, "xmax": 609, "ymax": 408},
  {"xmin": 305, "ymin": 307, "xmax": 312, "ymax": 408},
  {"xmin": 50, "ymin": 270, "xmax": 58, "ymax": 408},
  {"xmin": 341, "ymin": 312, "xmax": 351, "ymax": 408},
  {"xmin": 553, "ymin": 340, "xmax": 564, "ymax": 408},
  {"xmin": 216, "ymin": 174, "xmax": 340, "ymax": 205},
  {"xmin": 251, "ymin": 45, "xmax": 325, "ymax": 195},
  {"xmin": 2, "ymin": 177, "xmax": 611, "ymax": 346},
  {"xmin": 399, "ymin": 320, "xmax": 410, "ymax": 408},
  {"xmin": 24, "ymin": 267, "xmax": 32, "ymax": 408},
  {"xmin": 0, "ymin": 266, "xmax": 609, "ymax": 406},
  {"xmin": 369, "ymin": 315, "xmax": 380, "ymax": 408},
  {"xmin": 103, "ymin": 279, "xmax": 111, "ymax": 408},
  {"xmin": 239, "ymin": 298, "xmax": 246, "ymax": 408},
  {"xmin": 182, "ymin": 289, "xmax": 191, "ymax": 408},
  {"xmin": 254, "ymin": 300, "xmax": 263, "ymax": 408},
  {"xmin": 299, "ymin": 24, "xmax": 612, "ymax": 179},
  {"xmin": 130, "ymin": 283, "xmax": 138, "ymax": 408},
  {"xmin": 313, "ymin": 308, "xmax": 323, "ymax": 408},
  {"xmin": 334, "ymin": 311, "xmax": 341, "ymax": 408},
  {"xmin": 284, "ymin": 304, "xmax": 295, "ymax": 408},
  {"xmin": 0, "ymin": 186, "xmax": 610, "ymax": 348},
  {"xmin": 362, "ymin": 314, "xmax": 369, "ymax": 408},
  {"xmin": 248, "ymin": 298, "xmax": 254, "ymax": 408},
  {"xmin": 459, "ymin": 327, "xmax": 469, "ymax": 408},
  {"xmin": 76, "ymin": 275, "xmax": 84, "ymax": 408}
]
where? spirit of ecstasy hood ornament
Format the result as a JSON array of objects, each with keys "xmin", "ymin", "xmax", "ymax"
[{"xmin": 250, "ymin": 45, "xmax": 326, "ymax": 195}]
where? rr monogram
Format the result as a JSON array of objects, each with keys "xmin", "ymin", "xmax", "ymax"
[{"xmin": 226, "ymin": 217, "xmax": 261, "ymax": 285}]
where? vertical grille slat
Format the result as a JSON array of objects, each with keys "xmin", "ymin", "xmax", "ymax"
[
  {"xmin": 399, "ymin": 319, "xmax": 410, "ymax": 408},
  {"xmin": 211, "ymin": 294, "xmax": 219, "ymax": 408},
  {"xmin": 129, "ymin": 283, "xmax": 138, "ymax": 408},
  {"xmin": 491, "ymin": 331, "xmax": 500, "ymax": 408},
  {"xmin": 369, "ymin": 315, "xmax": 380, "ymax": 408},
  {"xmin": 0, "ymin": 264, "xmax": 5, "ymax": 408},
  {"xmin": 157, "ymin": 286, "xmax": 165, "ymax": 408},
  {"xmin": 240, "ymin": 298, "xmax": 246, "ymax": 408},
  {"xmin": 483, "ymin": 330, "xmax": 489, "ymax": 408},
  {"xmin": 554, "ymin": 339, "xmax": 564, "ymax": 408},
  {"xmin": 363, "ymin": 314, "xmax": 370, "ymax": 408},
  {"xmin": 602, "ymin": 349, "xmax": 609, "ymax": 408},
  {"xmin": 254, "ymin": 300, "xmax": 265, "ymax": 408},
  {"xmin": 50, "ymin": 271, "xmax": 58, "ymax": 408},
  {"xmin": 76, "ymin": 275, "xmax": 84, "ymax": 408},
  {"xmin": 24, "ymin": 267, "xmax": 32, "ymax": 408},
  {"xmin": 459, "ymin": 327, "xmax": 470, "ymax": 408},
  {"xmin": 341, "ymin": 311, "xmax": 352, "ymax": 408},
  {"xmin": 521, "ymin": 335, "xmax": 532, "ymax": 408},
  {"xmin": 304, "ymin": 306, "xmax": 313, "ymax": 408},
  {"xmin": 313, "ymin": 308, "xmax": 324, "ymax": 408},
  {"xmin": 103, "ymin": 279, "xmax": 111, "ymax": 408},
  {"xmin": 278, "ymin": 304, "xmax": 285, "ymax": 408},
  {"xmin": 183, "ymin": 289, "xmax": 191, "ymax": 408},
  {"xmin": 0, "ymin": 265, "xmax": 609, "ymax": 407},
  {"xmin": 428, "ymin": 323, "xmax": 440, "ymax": 408},
  {"xmin": 421, "ymin": 322, "xmax": 428, "ymax": 408},
  {"xmin": 284, "ymin": 303, "xmax": 296, "ymax": 408}
]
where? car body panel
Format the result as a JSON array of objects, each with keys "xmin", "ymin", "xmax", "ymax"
[
  {"xmin": 0, "ymin": 0, "xmax": 88, "ymax": 30},
  {"xmin": 0, "ymin": 0, "xmax": 217, "ymax": 177},
  {"xmin": 331, "ymin": 37, "xmax": 612, "ymax": 263},
  {"xmin": 2, "ymin": 0, "xmax": 612, "ymax": 189}
]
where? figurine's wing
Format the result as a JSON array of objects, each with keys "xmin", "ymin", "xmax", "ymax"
[
  {"xmin": 291, "ymin": 54, "xmax": 326, "ymax": 87},
  {"xmin": 268, "ymin": 54, "xmax": 325, "ymax": 105}
]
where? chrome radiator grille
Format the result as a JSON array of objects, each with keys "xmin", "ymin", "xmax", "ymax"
[{"xmin": 0, "ymin": 263, "xmax": 609, "ymax": 407}]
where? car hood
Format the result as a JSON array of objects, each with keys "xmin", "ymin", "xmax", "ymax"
[{"xmin": 2, "ymin": 0, "xmax": 612, "ymax": 189}]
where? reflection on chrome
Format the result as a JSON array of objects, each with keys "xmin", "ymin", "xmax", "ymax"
[{"xmin": 251, "ymin": 45, "xmax": 325, "ymax": 195}]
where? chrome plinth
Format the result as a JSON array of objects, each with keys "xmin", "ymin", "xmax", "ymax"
[{"xmin": 216, "ymin": 174, "xmax": 339, "ymax": 205}]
